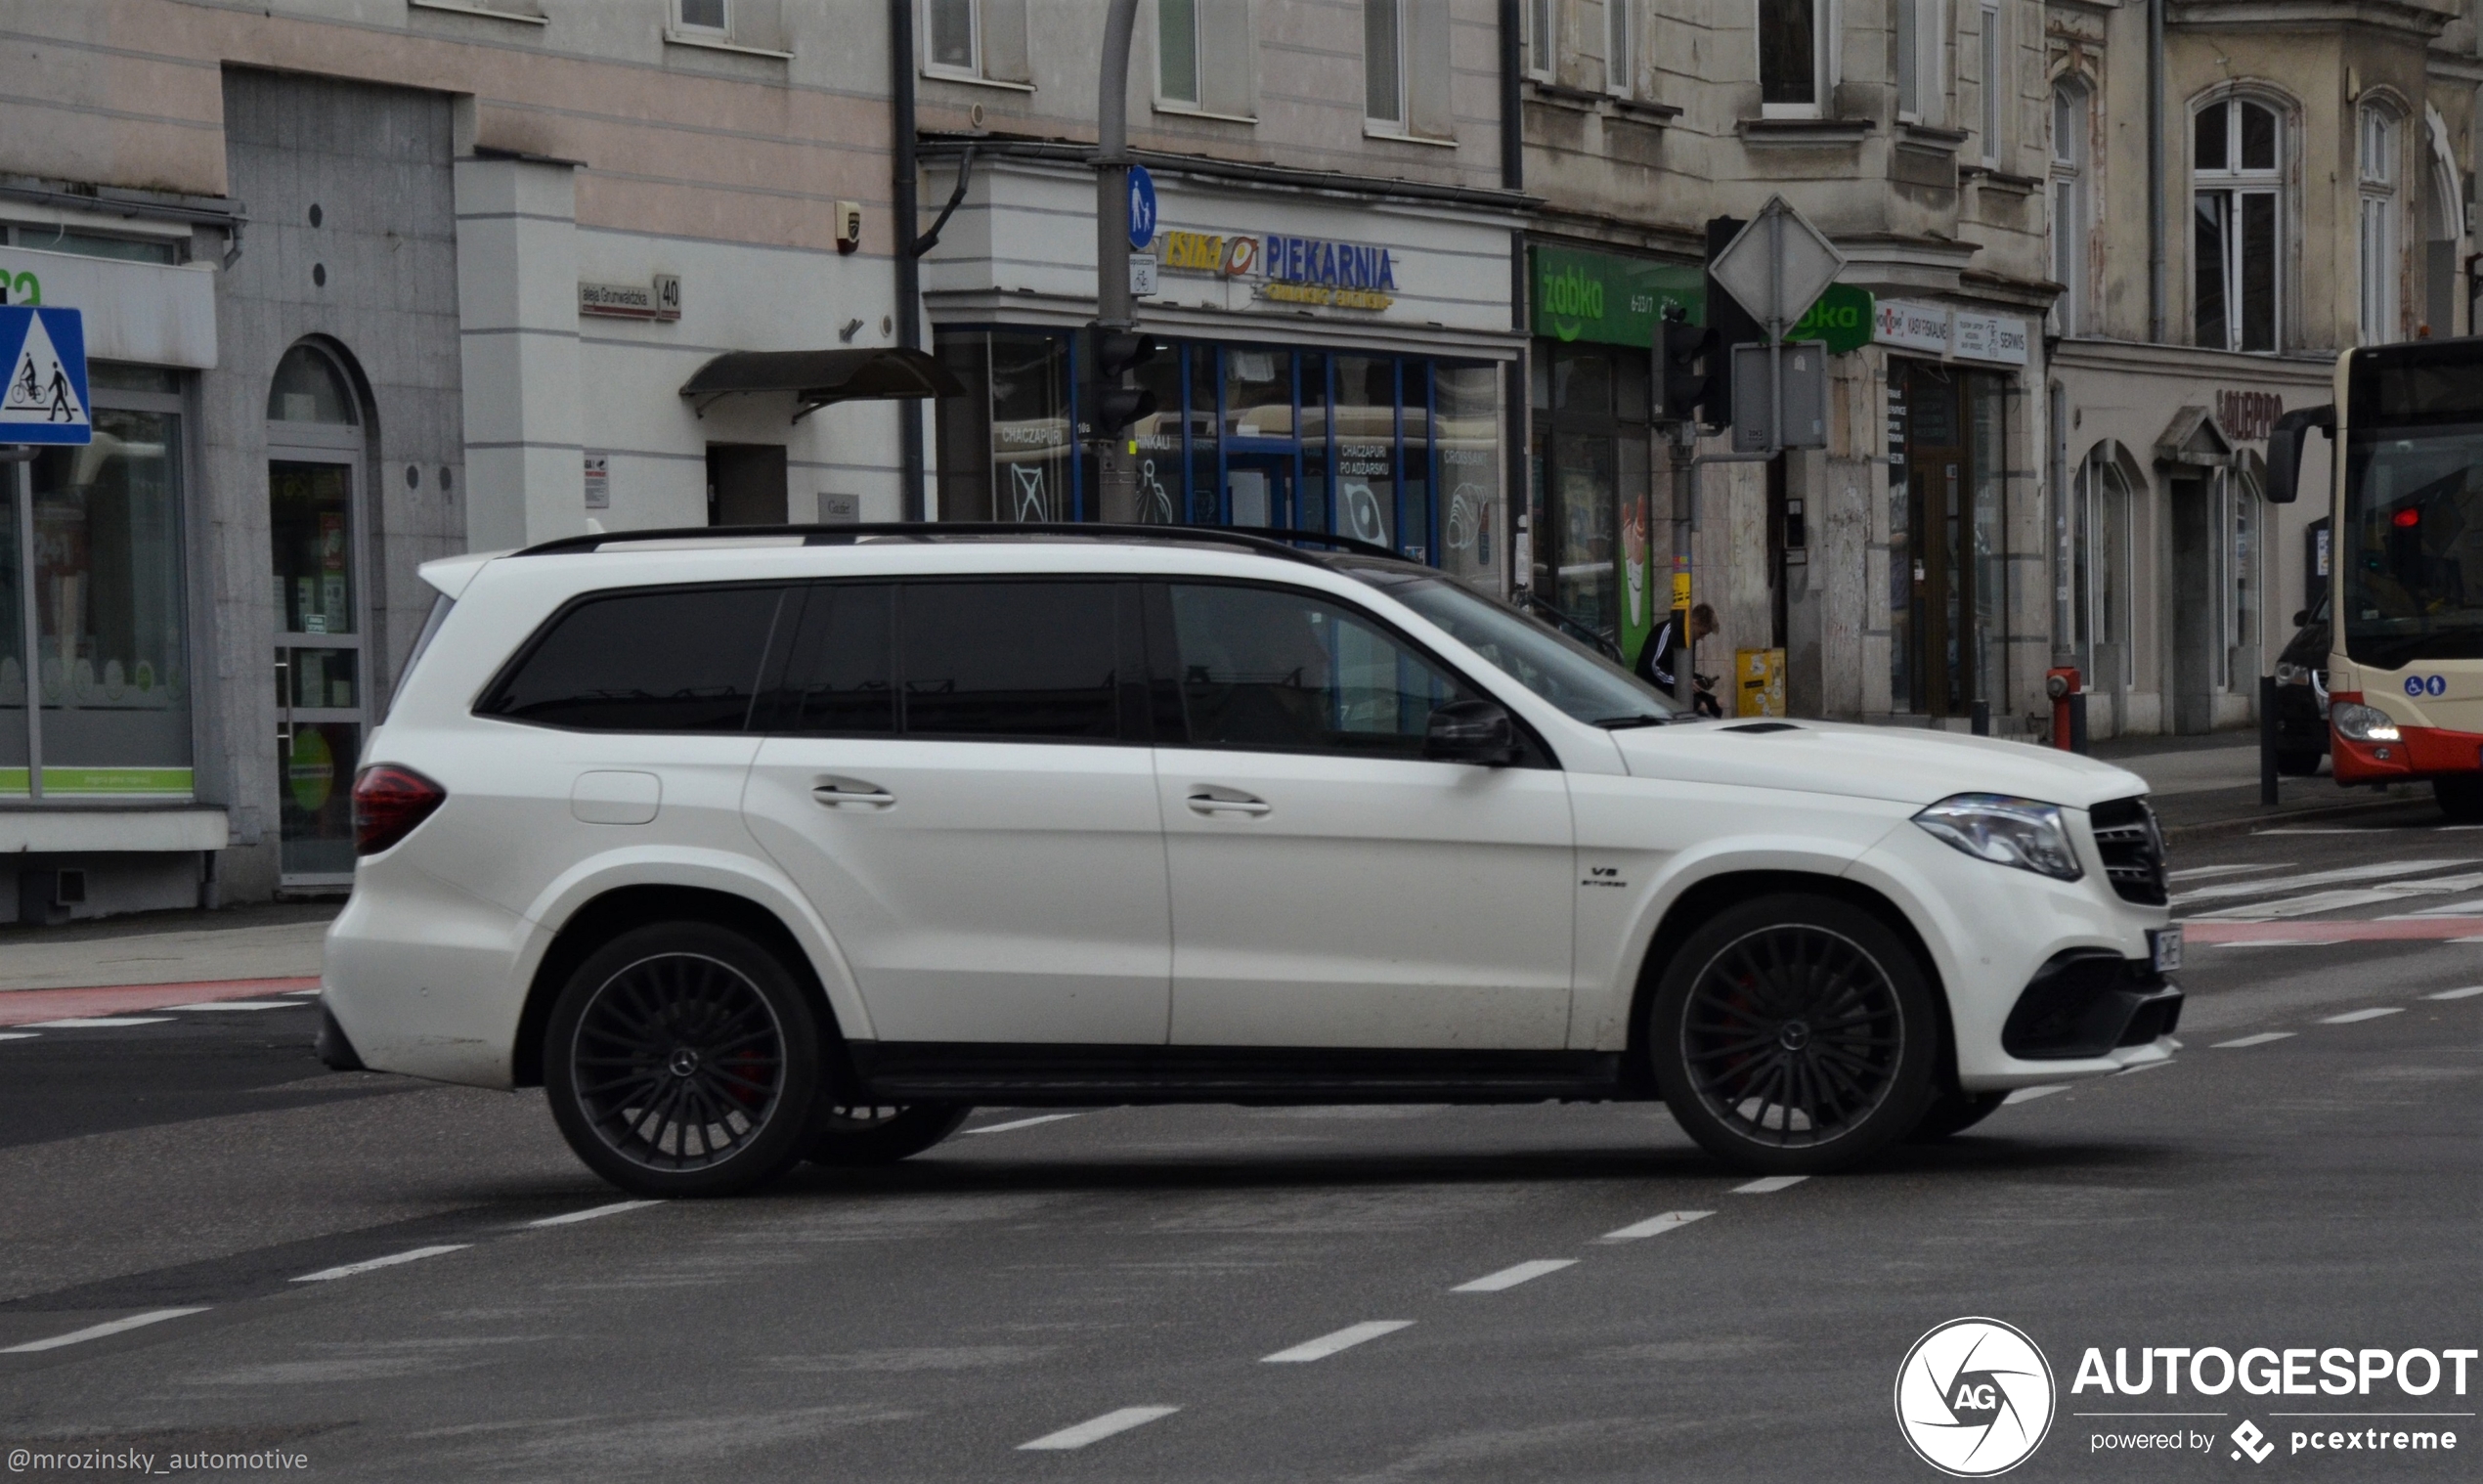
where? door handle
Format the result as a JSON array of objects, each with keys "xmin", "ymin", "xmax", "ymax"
[
  {"xmin": 1187, "ymin": 790, "xmax": 1271, "ymax": 817},
  {"xmin": 811, "ymin": 779, "xmax": 895, "ymax": 808}
]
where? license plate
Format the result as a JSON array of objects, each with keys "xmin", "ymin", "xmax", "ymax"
[{"xmin": 2150, "ymin": 926, "xmax": 2183, "ymax": 974}]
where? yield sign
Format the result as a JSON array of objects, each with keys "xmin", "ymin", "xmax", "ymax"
[
  {"xmin": 0, "ymin": 306, "xmax": 89, "ymax": 445},
  {"xmin": 1710, "ymin": 196, "xmax": 1845, "ymax": 329}
]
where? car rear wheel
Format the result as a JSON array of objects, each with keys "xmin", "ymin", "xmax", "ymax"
[
  {"xmin": 807, "ymin": 1104, "xmax": 973, "ymax": 1167},
  {"xmin": 1647, "ymin": 894, "xmax": 1939, "ymax": 1175},
  {"xmin": 2437, "ymin": 775, "xmax": 2483, "ymax": 824},
  {"xmin": 545, "ymin": 922, "xmax": 829, "ymax": 1198}
]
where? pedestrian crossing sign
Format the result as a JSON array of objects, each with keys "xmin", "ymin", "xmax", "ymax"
[{"xmin": 0, "ymin": 306, "xmax": 88, "ymax": 445}]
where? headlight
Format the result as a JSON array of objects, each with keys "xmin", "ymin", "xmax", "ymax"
[
  {"xmin": 2331, "ymin": 702, "xmax": 2400, "ymax": 742},
  {"xmin": 1913, "ymin": 794, "xmax": 2084, "ymax": 881}
]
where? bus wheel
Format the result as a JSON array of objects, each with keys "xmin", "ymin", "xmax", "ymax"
[{"xmin": 2437, "ymin": 776, "xmax": 2483, "ymax": 824}]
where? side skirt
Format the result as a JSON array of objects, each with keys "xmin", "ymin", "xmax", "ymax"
[{"xmin": 846, "ymin": 1042, "xmax": 1641, "ymax": 1107}]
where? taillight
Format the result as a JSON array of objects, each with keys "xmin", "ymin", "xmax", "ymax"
[{"xmin": 352, "ymin": 764, "xmax": 447, "ymax": 856}]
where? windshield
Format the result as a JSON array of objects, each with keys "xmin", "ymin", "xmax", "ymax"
[
  {"xmin": 2342, "ymin": 425, "xmax": 2483, "ymax": 669},
  {"xmin": 1353, "ymin": 570, "xmax": 1684, "ymax": 726}
]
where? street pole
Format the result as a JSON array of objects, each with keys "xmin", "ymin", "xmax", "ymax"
[{"xmin": 1095, "ymin": 0, "xmax": 1140, "ymax": 331}]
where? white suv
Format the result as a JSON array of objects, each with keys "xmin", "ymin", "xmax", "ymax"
[{"xmin": 322, "ymin": 527, "xmax": 2180, "ymax": 1197}]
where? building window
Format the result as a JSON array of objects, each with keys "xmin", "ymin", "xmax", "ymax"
[
  {"xmin": 1607, "ymin": 0, "xmax": 1633, "ymax": 97},
  {"xmin": 1365, "ymin": 0, "xmax": 1451, "ymax": 138},
  {"xmin": 2194, "ymin": 96, "xmax": 2283, "ymax": 353},
  {"xmin": 1760, "ymin": 0, "xmax": 1827, "ymax": 116},
  {"xmin": 2050, "ymin": 78, "xmax": 2091, "ymax": 335},
  {"xmin": 1979, "ymin": 2, "xmax": 2002, "ymax": 162},
  {"xmin": 925, "ymin": 0, "xmax": 1029, "ymax": 84},
  {"xmin": 1366, "ymin": 0, "xmax": 1403, "ymax": 124},
  {"xmin": 1895, "ymin": 0, "xmax": 1940, "ymax": 122},
  {"xmin": 1526, "ymin": 0, "xmax": 1554, "ymax": 80},
  {"xmin": 2359, "ymin": 102, "xmax": 2400, "ymax": 345},
  {"xmin": 675, "ymin": 0, "xmax": 727, "ymax": 35},
  {"xmin": 1158, "ymin": 0, "xmax": 1254, "ymax": 116}
]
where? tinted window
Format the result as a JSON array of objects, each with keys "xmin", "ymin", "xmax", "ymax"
[
  {"xmin": 899, "ymin": 582, "xmax": 1120, "ymax": 739},
  {"xmin": 1167, "ymin": 583, "xmax": 1465, "ymax": 757},
  {"xmin": 480, "ymin": 585, "xmax": 784, "ymax": 732},
  {"xmin": 773, "ymin": 584, "xmax": 895, "ymax": 733}
]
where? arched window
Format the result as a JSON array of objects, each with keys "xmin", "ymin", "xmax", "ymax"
[
  {"xmin": 2051, "ymin": 77, "xmax": 2092, "ymax": 334},
  {"xmin": 2194, "ymin": 94, "xmax": 2284, "ymax": 352},
  {"xmin": 2358, "ymin": 101, "xmax": 2402, "ymax": 344},
  {"xmin": 266, "ymin": 343, "xmax": 359, "ymax": 425},
  {"xmin": 2073, "ymin": 441, "xmax": 2138, "ymax": 701}
]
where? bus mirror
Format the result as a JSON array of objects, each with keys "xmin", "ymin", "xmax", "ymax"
[{"xmin": 2266, "ymin": 404, "xmax": 2333, "ymax": 505}]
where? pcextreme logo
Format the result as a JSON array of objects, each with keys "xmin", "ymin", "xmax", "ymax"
[{"xmin": 1895, "ymin": 1318, "xmax": 2059, "ymax": 1476}]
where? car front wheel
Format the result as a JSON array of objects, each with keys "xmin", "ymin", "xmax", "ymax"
[
  {"xmin": 807, "ymin": 1104, "xmax": 973, "ymax": 1167},
  {"xmin": 545, "ymin": 921, "xmax": 829, "ymax": 1198},
  {"xmin": 1647, "ymin": 894, "xmax": 1939, "ymax": 1175}
]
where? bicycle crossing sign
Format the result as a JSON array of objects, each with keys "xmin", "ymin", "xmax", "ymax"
[{"xmin": 0, "ymin": 306, "xmax": 88, "ymax": 445}]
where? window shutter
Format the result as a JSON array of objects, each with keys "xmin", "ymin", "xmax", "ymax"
[
  {"xmin": 982, "ymin": 0, "xmax": 1032, "ymax": 82},
  {"xmin": 1407, "ymin": 0, "xmax": 1453, "ymax": 139}
]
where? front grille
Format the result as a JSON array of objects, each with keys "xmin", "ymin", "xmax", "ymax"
[{"xmin": 2089, "ymin": 796, "xmax": 2167, "ymax": 906}]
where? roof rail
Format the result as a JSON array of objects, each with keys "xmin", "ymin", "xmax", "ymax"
[{"xmin": 509, "ymin": 521, "xmax": 1402, "ymax": 565}]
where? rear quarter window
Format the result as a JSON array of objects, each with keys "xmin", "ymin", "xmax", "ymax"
[{"xmin": 477, "ymin": 584, "xmax": 788, "ymax": 732}]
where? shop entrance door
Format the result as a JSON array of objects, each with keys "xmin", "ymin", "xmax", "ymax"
[
  {"xmin": 266, "ymin": 344, "xmax": 368, "ymax": 888},
  {"xmin": 1898, "ymin": 369, "xmax": 1970, "ymax": 717},
  {"xmin": 2169, "ymin": 475, "xmax": 2215, "ymax": 734},
  {"xmin": 1224, "ymin": 452, "xmax": 1294, "ymax": 531}
]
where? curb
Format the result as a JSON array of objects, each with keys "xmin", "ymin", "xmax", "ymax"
[{"xmin": 2159, "ymin": 793, "xmax": 2439, "ymax": 842}]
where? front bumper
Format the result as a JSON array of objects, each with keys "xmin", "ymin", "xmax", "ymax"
[{"xmin": 2002, "ymin": 951, "xmax": 2183, "ymax": 1060}]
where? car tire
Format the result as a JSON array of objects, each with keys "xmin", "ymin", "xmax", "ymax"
[
  {"xmin": 806, "ymin": 1104, "xmax": 974, "ymax": 1167},
  {"xmin": 544, "ymin": 921, "xmax": 830, "ymax": 1199},
  {"xmin": 2437, "ymin": 775, "xmax": 2483, "ymax": 824},
  {"xmin": 1906, "ymin": 1087, "xmax": 2008, "ymax": 1142},
  {"xmin": 2275, "ymin": 750, "xmax": 2324, "ymax": 777},
  {"xmin": 1646, "ymin": 893, "xmax": 1940, "ymax": 1176}
]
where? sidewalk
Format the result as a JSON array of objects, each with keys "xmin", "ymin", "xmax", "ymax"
[
  {"xmin": 2085, "ymin": 740, "xmax": 2437, "ymax": 836},
  {"xmin": 0, "ymin": 902, "xmax": 336, "ymax": 1023}
]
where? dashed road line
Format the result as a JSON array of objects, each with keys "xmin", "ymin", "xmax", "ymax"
[
  {"xmin": 2, "ymin": 1308, "xmax": 209, "ymax": 1354},
  {"xmin": 2426, "ymin": 985, "xmax": 2483, "ymax": 1000},
  {"xmin": 0, "ymin": 1032, "xmax": 38, "ymax": 1042},
  {"xmin": 2168, "ymin": 863, "xmax": 2290, "ymax": 881},
  {"xmin": 1018, "ymin": 1406, "xmax": 1181, "ymax": 1451},
  {"xmin": 2210, "ymin": 939, "xmax": 2345, "ymax": 949},
  {"xmin": 965, "ymin": 1113, "xmax": 1083, "ymax": 1135},
  {"xmin": 2212, "ymin": 1032, "xmax": 2298, "ymax": 1048},
  {"xmin": 2003, "ymin": 1085, "xmax": 2069, "ymax": 1104},
  {"xmin": 526, "ymin": 1200, "xmax": 662, "ymax": 1229},
  {"xmin": 2318, "ymin": 1007, "xmax": 2404, "ymax": 1025},
  {"xmin": 1732, "ymin": 1175, "xmax": 1809, "ymax": 1195},
  {"xmin": 1261, "ymin": 1320, "xmax": 1413, "ymax": 1363},
  {"xmin": 159, "ymin": 1001, "xmax": 298, "ymax": 1012},
  {"xmin": 20, "ymin": 1017, "xmax": 174, "ymax": 1029},
  {"xmin": 1452, "ymin": 1259, "xmax": 1577, "ymax": 1292},
  {"xmin": 290, "ymin": 1244, "xmax": 469, "ymax": 1284},
  {"xmin": 1599, "ymin": 1210, "xmax": 1714, "ymax": 1242}
]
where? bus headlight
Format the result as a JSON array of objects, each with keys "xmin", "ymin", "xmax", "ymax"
[{"xmin": 2331, "ymin": 702, "xmax": 2401, "ymax": 743}]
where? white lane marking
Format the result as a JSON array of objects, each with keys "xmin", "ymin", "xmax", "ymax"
[
  {"xmin": 19, "ymin": 1017, "xmax": 175, "ymax": 1028},
  {"xmin": 290, "ymin": 1244, "xmax": 469, "ymax": 1283},
  {"xmin": 2171, "ymin": 858, "xmax": 2477, "ymax": 906},
  {"xmin": 2384, "ymin": 896, "xmax": 2483, "ymax": 918},
  {"xmin": 2, "ymin": 1308, "xmax": 209, "ymax": 1353},
  {"xmin": 2167, "ymin": 862, "xmax": 2291, "ymax": 882},
  {"xmin": 2212, "ymin": 1031, "xmax": 2298, "ymax": 1048},
  {"xmin": 286, "ymin": 988, "xmax": 324, "ymax": 996},
  {"xmin": 159, "ymin": 1000, "xmax": 299, "ymax": 1012},
  {"xmin": 1732, "ymin": 1175, "xmax": 1809, "ymax": 1194},
  {"xmin": 2425, "ymin": 985, "xmax": 2483, "ymax": 1000},
  {"xmin": 2455, "ymin": 937, "xmax": 2483, "ymax": 944},
  {"xmin": 2210, "ymin": 939, "xmax": 2345, "ymax": 949},
  {"xmin": 964, "ymin": 1113, "xmax": 1084, "ymax": 1135},
  {"xmin": 0, "ymin": 1032, "xmax": 39, "ymax": 1042},
  {"xmin": 1018, "ymin": 1406, "xmax": 1181, "ymax": 1451},
  {"xmin": 1261, "ymin": 1320, "xmax": 1414, "ymax": 1363},
  {"xmin": 2115, "ymin": 1060, "xmax": 2175, "ymax": 1075},
  {"xmin": 527, "ymin": 1200, "xmax": 662, "ymax": 1228},
  {"xmin": 1599, "ymin": 1209, "xmax": 1716, "ymax": 1242},
  {"xmin": 1452, "ymin": 1259, "xmax": 1578, "ymax": 1292},
  {"xmin": 2003, "ymin": 1085, "xmax": 2069, "ymax": 1104},
  {"xmin": 2318, "ymin": 1007, "xmax": 2404, "ymax": 1025},
  {"xmin": 2196, "ymin": 871, "xmax": 2483, "ymax": 920}
]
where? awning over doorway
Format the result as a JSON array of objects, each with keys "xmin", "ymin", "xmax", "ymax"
[
  {"xmin": 679, "ymin": 346, "xmax": 964, "ymax": 421},
  {"xmin": 2153, "ymin": 406, "xmax": 2239, "ymax": 470}
]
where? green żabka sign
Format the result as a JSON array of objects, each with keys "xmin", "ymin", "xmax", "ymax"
[{"xmin": 1529, "ymin": 246, "xmax": 1871, "ymax": 354}]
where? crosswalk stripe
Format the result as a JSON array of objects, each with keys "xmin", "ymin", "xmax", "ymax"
[
  {"xmin": 2171, "ymin": 858, "xmax": 2477, "ymax": 907},
  {"xmin": 2193, "ymin": 871, "xmax": 2483, "ymax": 921}
]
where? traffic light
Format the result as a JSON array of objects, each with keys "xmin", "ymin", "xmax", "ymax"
[
  {"xmin": 1079, "ymin": 324, "xmax": 1159, "ymax": 440},
  {"xmin": 1656, "ymin": 315, "xmax": 1714, "ymax": 425}
]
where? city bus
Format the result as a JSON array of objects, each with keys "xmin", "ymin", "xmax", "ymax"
[{"xmin": 2271, "ymin": 338, "xmax": 2483, "ymax": 822}]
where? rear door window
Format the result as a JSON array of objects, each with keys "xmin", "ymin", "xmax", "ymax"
[
  {"xmin": 769, "ymin": 583, "xmax": 897, "ymax": 734},
  {"xmin": 896, "ymin": 581, "xmax": 1122, "ymax": 740},
  {"xmin": 478, "ymin": 584, "xmax": 788, "ymax": 732}
]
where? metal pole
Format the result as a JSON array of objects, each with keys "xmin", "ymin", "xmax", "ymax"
[
  {"xmin": 891, "ymin": 0, "xmax": 926, "ymax": 521},
  {"xmin": 15, "ymin": 459, "xmax": 38, "ymax": 801},
  {"xmin": 2258, "ymin": 673, "xmax": 2279, "ymax": 806},
  {"xmin": 1096, "ymin": 0, "xmax": 1141, "ymax": 329}
]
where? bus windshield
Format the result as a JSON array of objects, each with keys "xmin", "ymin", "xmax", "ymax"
[{"xmin": 2342, "ymin": 348, "xmax": 2483, "ymax": 670}]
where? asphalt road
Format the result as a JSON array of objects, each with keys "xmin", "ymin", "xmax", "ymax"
[{"xmin": 0, "ymin": 815, "xmax": 2476, "ymax": 1482}]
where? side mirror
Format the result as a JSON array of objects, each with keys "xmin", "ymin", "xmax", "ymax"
[
  {"xmin": 2291, "ymin": 609, "xmax": 2309, "ymax": 628},
  {"xmin": 1424, "ymin": 698, "xmax": 1520, "ymax": 766},
  {"xmin": 2265, "ymin": 404, "xmax": 2333, "ymax": 506}
]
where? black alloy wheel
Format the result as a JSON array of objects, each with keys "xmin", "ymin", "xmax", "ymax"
[
  {"xmin": 806, "ymin": 1103, "xmax": 974, "ymax": 1167},
  {"xmin": 1649, "ymin": 894, "xmax": 1938, "ymax": 1174},
  {"xmin": 545, "ymin": 922, "xmax": 828, "ymax": 1198}
]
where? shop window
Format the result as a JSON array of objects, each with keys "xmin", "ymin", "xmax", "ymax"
[
  {"xmin": 2050, "ymin": 79, "xmax": 2091, "ymax": 335},
  {"xmin": 1156, "ymin": 0, "xmax": 1254, "ymax": 117},
  {"xmin": 932, "ymin": 329, "xmax": 1073, "ymax": 522},
  {"xmin": 925, "ymin": 0, "xmax": 1030, "ymax": 84},
  {"xmin": 267, "ymin": 344, "xmax": 357, "ymax": 425},
  {"xmin": 1365, "ymin": 0, "xmax": 1452, "ymax": 139},
  {"xmin": 2193, "ymin": 95, "xmax": 2284, "ymax": 353},
  {"xmin": 1895, "ymin": 0, "xmax": 1941, "ymax": 123},
  {"xmin": 1, "ymin": 225, "xmax": 181, "ymax": 265},
  {"xmin": 2358, "ymin": 102, "xmax": 2400, "ymax": 345},
  {"xmin": 1435, "ymin": 364, "xmax": 1502, "ymax": 589},
  {"xmin": 1334, "ymin": 356, "xmax": 1397, "ymax": 548},
  {"xmin": 1760, "ymin": 0, "xmax": 1828, "ymax": 118}
]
